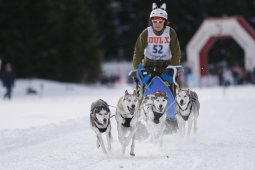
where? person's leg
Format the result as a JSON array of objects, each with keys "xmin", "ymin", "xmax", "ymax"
[
  {"xmin": 6, "ymin": 86, "xmax": 12, "ymax": 99},
  {"xmin": 3, "ymin": 87, "xmax": 8, "ymax": 99}
]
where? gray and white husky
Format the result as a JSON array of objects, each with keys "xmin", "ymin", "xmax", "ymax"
[
  {"xmin": 175, "ymin": 89, "xmax": 200, "ymax": 137},
  {"xmin": 90, "ymin": 99, "xmax": 112, "ymax": 154},
  {"xmin": 140, "ymin": 94, "xmax": 155, "ymax": 122},
  {"xmin": 115, "ymin": 90, "xmax": 140, "ymax": 156},
  {"xmin": 141, "ymin": 91, "xmax": 168, "ymax": 147}
]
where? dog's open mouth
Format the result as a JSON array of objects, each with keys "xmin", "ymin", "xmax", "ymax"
[
  {"xmin": 128, "ymin": 106, "xmax": 135, "ymax": 115},
  {"xmin": 159, "ymin": 107, "xmax": 163, "ymax": 112}
]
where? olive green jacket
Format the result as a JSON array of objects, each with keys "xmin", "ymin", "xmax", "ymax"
[{"xmin": 132, "ymin": 27, "xmax": 181, "ymax": 70}]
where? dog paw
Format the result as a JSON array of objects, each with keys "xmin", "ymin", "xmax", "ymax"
[{"xmin": 130, "ymin": 152, "xmax": 135, "ymax": 156}]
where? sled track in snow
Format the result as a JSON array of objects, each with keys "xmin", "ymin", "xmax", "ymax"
[{"xmin": 0, "ymin": 118, "xmax": 88, "ymax": 154}]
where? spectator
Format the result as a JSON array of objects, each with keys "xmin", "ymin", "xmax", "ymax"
[
  {"xmin": 222, "ymin": 67, "xmax": 234, "ymax": 86},
  {"xmin": 252, "ymin": 68, "xmax": 255, "ymax": 84},
  {"xmin": 1, "ymin": 63, "xmax": 15, "ymax": 100},
  {"xmin": 232, "ymin": 64, "xmax": 242, "ymax": 85}
]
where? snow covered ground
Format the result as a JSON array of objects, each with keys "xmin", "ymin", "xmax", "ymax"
[{"xmin": 0, "ymin": 79, "xmax": 255, "ymax": 170}]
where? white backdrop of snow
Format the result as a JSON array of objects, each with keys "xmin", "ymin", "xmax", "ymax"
[{"xmin": 0, "ymin": 79, "xmax": 255, "ymax": 170}]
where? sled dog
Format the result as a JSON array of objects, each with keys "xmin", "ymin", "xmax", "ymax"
[
  {"xmin": 90, "ymin": 99, "xmax": 112, "ymax": 154},
  {"xmin": 175, "ymin": 89, "xmax": 200, "ymax": 136},
  {"xmin": 140, "ymin": 94, "xmax": 155, "ymax": 122},
  {"xmin": 142, "ymin": 91, "xmax": 168, "ymax": 147},
  {"xmin": 115, "ymin": 90, "xmax": 140, "ymax": 156}
]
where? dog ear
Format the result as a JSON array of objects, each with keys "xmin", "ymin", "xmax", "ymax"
[
  {"xmin": 162, "ymin": 91, "xmax": 167, "ymax": 97},
  {"xmin": 162, "ymin": 92, "xmax": 168, "ymax": 100},
  {"xmin": 90, "ymin": 102, "xmax": 96, "ymax": 112},
  {"xmin": 152, "ymin": 2, "xmax": 158, "ymax": 10},
  {"xmin": 133, "ymin": 90, "xmax": 137, "ymax": 95},
  {"xmin": 100, "ymin": 100, "xmax": 110, "ymax": 111},
  {"xmin": 125, "ymin": 90, "xmax": 129, "ymax": 96},
  {"xmin": 153, "ymin": 91, "xmax": 157, "ymax": 96},
  {"xmin": 178, "ymin": 88, "xmax": 186, "ymax": 94},
  {"xmin": 188, "ymin": 89, "xmax": 191, "ymax": 96},
  {"xmin": 160, "ymin": 3, "xmax": 166, "ymax": 10},
  {"xmin": 154, "ymin": 90, "xmax": 160, "ymax": 97}
]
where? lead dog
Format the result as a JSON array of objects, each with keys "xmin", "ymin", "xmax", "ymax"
[
  {"xmin": 175, "ymin": 89, "xmax": 200, "ymax": 137},
  {"xmin": 115, "ymin": 90, "xmax": 140, "ymax": 156},
  {"xmin": 142, "ymin": 91, "xmax": 168, "ymax": 147},
  {"xmin": 90, "ymin": 99, "xmax": 112, "ymax": 154}
]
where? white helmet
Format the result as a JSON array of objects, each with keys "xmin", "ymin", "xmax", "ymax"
[{"xmin": 150, "ymin": 3, "xmax": 168, "ymax": 20}]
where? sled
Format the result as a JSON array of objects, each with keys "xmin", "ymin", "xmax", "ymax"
[
  {"xmin": 130, "ymin": 65, "xmax": 183, "ymax": 117},
  {"xmin": 129, "ymin": 64, "xmax": 184, "ymax": 136},
  {"xmin": 129, "ymin": 64, "xmax": 183, "ymax": 133}
]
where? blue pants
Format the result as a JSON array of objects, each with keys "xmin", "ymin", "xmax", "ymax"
[{"xmin": 4, "ymin": 86, "xmax": 12, "ymax": 100}]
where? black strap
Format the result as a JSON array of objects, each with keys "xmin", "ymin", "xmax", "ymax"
[
  {"xmin": 180, "ymin": 105, "xmax": 193, "ymax": 121},
  {"xmin": 120, "ymin": 114, "xmax": 134, "ymax": 127},
  {"xmin": 98, "ymin": 127, "xmax": 108, "ymax": 133},
  {"xmin": 153, "ymin": 111, "xmax": 164, "ymax": 124},
  {"xmin": 95, "ymin": 120, "xmax": 110, "ymax": 133}
]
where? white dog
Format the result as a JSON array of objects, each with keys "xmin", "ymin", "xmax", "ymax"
[
  {"xmin": 115, "ymin": 90, "xmax": 140, "ymax": 156},
  {"xmin": 90, "ymin": 99, "xmax": 112, "ymax": 154},
  {"xmin": 142, "ymin": 91, "xmax": 168, "ymax": 147},
  {"xmin": 175, "ymin": 89, "xmax": 200, "ymax": 137}
]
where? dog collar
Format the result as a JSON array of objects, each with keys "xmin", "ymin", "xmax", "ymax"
[
  {"xmin": 181, "ymin": 115, "xmax": 189, "ymax": 121},
  {"xmin": 178, "ymin": 104, "xmax": 193, "ymax": 121}
]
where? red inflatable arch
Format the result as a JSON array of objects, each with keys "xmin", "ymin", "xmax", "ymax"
[{"xmin": 187, "ymin": 16, "xmax": 255, "ymax": 78}]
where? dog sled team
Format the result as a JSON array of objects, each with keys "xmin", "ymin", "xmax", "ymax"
[
  {"xmin": 90, "ymin": 88, "xmax": 200, "ymax": 156},
  {"xmin": 90, "ymin": 2, "xmax": 200, "ymax": 156}
]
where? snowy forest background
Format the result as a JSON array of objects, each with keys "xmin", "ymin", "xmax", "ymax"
[{"xmin": 0, "ymin": 0, "xmax": 254, "ymax": 83}]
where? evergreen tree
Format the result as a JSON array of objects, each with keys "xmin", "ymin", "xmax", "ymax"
[
  {"xmin": 0, "ymin": 0, "xmax": 103, "ymax": 83},
  {"xmin": 0, "ymin": 0, "xmax": 254, "ymax": 82}
]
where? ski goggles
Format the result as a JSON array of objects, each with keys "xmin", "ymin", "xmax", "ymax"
[
  {"xmin": 152, "ymin": 20, "xmax": 164, "ymax": 24},
  {"xmin": 151, "ymin": 18, "xmax": 165, "ymax": 24}
]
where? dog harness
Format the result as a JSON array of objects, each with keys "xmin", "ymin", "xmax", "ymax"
[
  {"xmin": 95, "ymin": 120, "xmax": 110, "ymax": 133},
  {"xmin": 153, "ymin": 111, "xmax": 164, "ymax": 124},
  {"xmin": 120, "ymin": 114, "xmax": 133, "ymax": 127},
  {"xmin": 97, "ymin": 126, "xmax": 108, "ymax": 133},
  {"xmin": 181, "ymin": 113, "xmax": 190, "ymax": 121}
]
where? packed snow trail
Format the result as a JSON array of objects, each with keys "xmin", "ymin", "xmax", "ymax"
[{"xmin": 0, "ymin": 80, "xmax": 255, "ymax": 170}]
